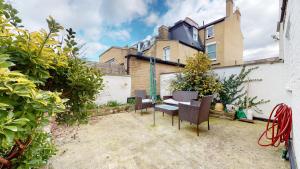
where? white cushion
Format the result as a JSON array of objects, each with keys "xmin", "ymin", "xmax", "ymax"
[
  {"xmin": 142, "ymin": 99, "xmax": 152, "ymax": 103},
  {"xmin": 163, "ymin": 99, "xmax": 190, "ymax": 105}
]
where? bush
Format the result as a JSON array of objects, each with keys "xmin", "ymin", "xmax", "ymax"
[
  {"xmin": 106, "ymin": 101, "xmax": 121, "ymax": 107},
  {"xmin": 171, "ymin": 53, "xmax": 222, "ymax": 97},
  {"xmin": 0, "ymin": 1, "xmax": 103, "ymax": 167},
  {"xmin": 0, "ymin": 56, "xmax": 64, "ymax": 168}
]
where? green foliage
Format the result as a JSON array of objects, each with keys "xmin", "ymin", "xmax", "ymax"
[
  {"xmin": 9, "ymin": 132, "xmax": 57, "ymax": 169},
  {"xmin": 56, "ymin": 58, "xmax": 104, "ymax": 124},
  {"xmin": 218, "ymin": 66, "xmax": 269, "ymax": 112},
  {"xmin": 106, "ymin": 101, "xmax": 121, "ymax": 107},
  {"xmin": 171, "ymin": 53, "xmax": 222, "ymax": 97},
  {"xmin": 218, "ymin": 66, "xmax": 259, "ymax": 105},
  {"xmin": 1, "ymin": 1, "xmax": 103, "ymax": 168},
  {"xmin": 0, "ymin": 56, "xmax": 64, "ymax": 167}
]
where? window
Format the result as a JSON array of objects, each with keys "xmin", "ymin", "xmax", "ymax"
[
  {"xmin": 192, "ymin": 27, "xmax": 198, "ymax": 41},
  {"xmin": 206, "ymin": 43, "xmax": 216, "ymax": 60},
  {"xmin": 206, "ymin": 25, "xmax": 214, "ymax": 39},
  {"xmin": 106, "ymin": 58, "xmax": 115, "ymax": 64},
  {"xmin": 163, "ymin": 47, "xmax": 170, "ymax": 61}
]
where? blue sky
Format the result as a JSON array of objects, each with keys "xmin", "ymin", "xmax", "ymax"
[{"xmin": 8, "ymin": 0, "xmax": 279, "ymax": 61}]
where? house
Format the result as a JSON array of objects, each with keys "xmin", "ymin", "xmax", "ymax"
[
  {"xmin": 277, "ymin": 0, "xmax": 300, "ymax": 168},
  {"xmin": 99, "ymin": 0, "xmax": 243, "ymax": 95}
]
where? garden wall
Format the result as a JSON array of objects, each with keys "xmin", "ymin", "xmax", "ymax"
[
  {"xmin": 160, "ymin": 61, "xmax": 291, "ymax": 119},
  {"xmin": 95, "ymin": 75, "xmax": 131, "ymax": 105}
]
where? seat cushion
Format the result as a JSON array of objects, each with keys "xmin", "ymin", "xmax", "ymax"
[
  {"xmin": 142, "ymin": 99, "xmax": 152, "ymax": 103},
  {"xmin": 163, "ymin": 98, "xmax": 190, "ymax": 105}
]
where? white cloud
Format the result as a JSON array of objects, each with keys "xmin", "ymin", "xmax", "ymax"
[
  {"xmin": 7, "ymin": 0, "xmax": 151, "ymax": 60},
  {"xmin": 145, "ymin": 12, "xmax": 159, "ymax": 26},
  {"xmin": 106, "ymin": 29, "xmax": 131, "ymax": 41},
  {"xmin": 99, "ymin": 0, "xmax": 149, "ymax": 25}
]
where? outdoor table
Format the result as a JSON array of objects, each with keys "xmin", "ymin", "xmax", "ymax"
[{"xmin": 154, "ymin": 104, "xmax": 179, "ymax": 126}]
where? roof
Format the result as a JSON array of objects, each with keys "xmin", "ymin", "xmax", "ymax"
[
  {"xmin": 99, "ymin": 46, "xmax": 129, "ymax": 57},
  {"xmin": 169, "ymin": 18, "xmax": 205, "ymax": 51},
  {"xmin": 198, "ymin": 17, "xmax": 225, "ymax": 30},
  {"xmin": 126, "ymin": 54, "xmax": 185, "ymax": 67}
]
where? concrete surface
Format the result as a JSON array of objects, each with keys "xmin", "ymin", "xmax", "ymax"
[{"xmin": 48, "ymin": 111, "xmax": 289, "ymax": 169}]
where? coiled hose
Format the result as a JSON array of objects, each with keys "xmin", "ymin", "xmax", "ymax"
[{"xmin": 258, "ymin": 103, "xmax": 292, "ymax": 148}]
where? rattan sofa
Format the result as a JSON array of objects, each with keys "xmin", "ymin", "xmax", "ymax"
[{"xmin": 163, "ymin": 91, "xmax": 198, "ymax": 106}]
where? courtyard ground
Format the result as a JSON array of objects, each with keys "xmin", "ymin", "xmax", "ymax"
[{"xmin": 47, "ymin": 111, "xmax": 290, "ymax": 169}]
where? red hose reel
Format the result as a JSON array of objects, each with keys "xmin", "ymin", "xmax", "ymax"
[{"xmin": 258, "ymin": 103, "xmax": 293, "ymax": 148}]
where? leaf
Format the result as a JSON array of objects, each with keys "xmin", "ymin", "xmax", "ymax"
[
  {"xmin": 4, "ymin": 125, "xmax": 18, "ymax": 131},
  {"xmin": 13, "ymin": 118, "xmax": 30, "ymax": 125}
]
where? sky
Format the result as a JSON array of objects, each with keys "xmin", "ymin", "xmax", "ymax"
[{"xmin": 7, "ymin": 0, "xmax": 279, "ymax": 61}]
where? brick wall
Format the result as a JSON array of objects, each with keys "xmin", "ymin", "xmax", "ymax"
[{"xmin": 129, "ymin": 57, "xmax": 181, "ymax": 96}]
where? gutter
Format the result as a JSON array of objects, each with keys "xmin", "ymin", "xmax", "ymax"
[
  {"xmin": 125, "ymin": 54, "xmax": 185, "ymax": 67},
  {"xmin": 280, "ymin": 0, "xmax": 288, "ymax": 23}
]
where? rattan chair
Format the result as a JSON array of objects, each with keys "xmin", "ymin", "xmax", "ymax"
[
  {"xmin": 134, "ymin": 90, "xmax": 153, "ymax": 114},
  {"xmin": 178, "ymin": 95, "xmax": 213, "ymax": 136}
]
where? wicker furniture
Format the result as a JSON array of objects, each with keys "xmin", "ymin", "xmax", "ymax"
[
  {"xmin": 163, "ymin": 91, "xmax": 198, "ymax": 106},
  {"xmin": 154, "ymin": 104, "xmax": 179, "ymax": 126},
  {"xmin": 178, "ymin": 95, "xmax": 213, "ymax": 136},
  {"xmin": 134, "ymin": 90, "xmax": 153, "ymax": 114}
]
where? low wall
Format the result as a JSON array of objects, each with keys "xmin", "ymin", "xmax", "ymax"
[
  {"xmin": 95, "ymin": 75, "xmax": 131, "ymax": 105},
  {"xmin": 160, "ymin": 62, "xmax": 291, "ymax": 119}
]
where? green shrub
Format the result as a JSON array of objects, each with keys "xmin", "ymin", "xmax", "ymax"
[
  {"xmin": 171, "ymin": 53, "xmax": 222, "ymax": 97},
  {"xmin": 106, "ymin": 101, "xmax": 121, "ymax": 107},
  {"xmin": 0, "ymin": 56, "xmax": 64, "ymax": 168}
]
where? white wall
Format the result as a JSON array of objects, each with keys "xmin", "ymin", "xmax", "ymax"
[
  {"xmin": 214, "ymin": 63, "xmax": 291, "ymax": 119},
  {"xmin": 95, "ymin": 75, "xmax": 131, "ymax": 105},
  {"xmin": 160, "ymin": 62, "xmax": 291, "ymax": 119},
  {"xmin": 281, "ymin": 0, "xmax": 300, "ymax": 166}
]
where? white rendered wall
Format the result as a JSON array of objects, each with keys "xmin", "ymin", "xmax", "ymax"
[
  {"xmin": 160, "ymin": 63, "xmax": 291, "ymax": 119},
  {"xmin": 95, "ymin": 75, "xmax": 131, "ymax": 105},
  {"xmin": 281, "ymin": 0, "xmax": 300, "ymax": 166}
]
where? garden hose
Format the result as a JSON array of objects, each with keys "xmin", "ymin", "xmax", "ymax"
[{"xmin": 258, "ymin": 103, "xmax": 292, "ymax": 148}]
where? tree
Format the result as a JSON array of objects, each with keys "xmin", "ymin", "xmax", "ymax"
[{"xmin": 171, "ymin": 53, "xmax": 222, "ymax": 97}]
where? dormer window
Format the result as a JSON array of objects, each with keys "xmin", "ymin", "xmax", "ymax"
[
  {"xmin": 192, "ymin": 27, "xmax": 198, "ymax": 41},
  {"xmin": 206, "ymin": 25, "xmax": 214, "ymax": 39}
]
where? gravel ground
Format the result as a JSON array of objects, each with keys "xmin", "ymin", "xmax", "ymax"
[{"xmin": 46, "ymin": 110, "xmax": 290, "ymax": 169}]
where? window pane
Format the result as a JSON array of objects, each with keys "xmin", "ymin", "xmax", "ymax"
[
  {"xmin": 163, "ymin": 47, "xmax": 170, "ymax": 61},
  {"xmin": 193, "ymin": 27, "xmax": 198, "ymax": 41},
  {"xmin": 206, "ymin": 26, "xmax": 214, "ymax": 38},
  {"xmin": 206, "ymin": 44, "xmax": 216, "ymax": 60}
]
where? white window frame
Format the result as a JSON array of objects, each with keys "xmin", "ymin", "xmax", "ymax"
[
  {"xmin": 192, "ymin": 27, "xmax": 198, "ymax": 41},
  {"xmin": 206, "ymin": 42, "xmax": 217, "ymax": 61},
  {"xmin": 206, "ymin": 25, "xmax": 214, "ymax": 39},
  {"xmin": 163, "ymin": 46, "xmax": 170, "ymax": 61}
]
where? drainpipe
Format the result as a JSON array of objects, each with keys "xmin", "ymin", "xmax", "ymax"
[{"xmin": 126, "ymin": 55, "xmax": 130, "ymax": 75}]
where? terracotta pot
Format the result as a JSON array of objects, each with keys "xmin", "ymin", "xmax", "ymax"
[{"xmin": 215, "ymin": 103, "xmax": 224, "ymax": 112}]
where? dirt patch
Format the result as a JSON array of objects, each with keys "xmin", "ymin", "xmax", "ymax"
[{"xmin": 47, "ymin": 110, "xmax": 290, "ymax": 169}]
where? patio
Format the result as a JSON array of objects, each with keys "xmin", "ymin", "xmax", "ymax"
[{"xmin": 47, "ymin": 111, "xmax": 289, "ymax": 169}]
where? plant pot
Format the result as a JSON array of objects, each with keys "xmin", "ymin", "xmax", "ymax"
[
  {"xmin": 246, "ymin": 109, "xmax": 254, "ymax": 120},
  {"xmin": 215, "ymin": 103, "xmax": 224, "ymax": 112}
]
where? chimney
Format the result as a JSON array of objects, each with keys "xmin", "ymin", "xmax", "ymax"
[
  {"xmin": 234, "ymin": 7, "xmax": 241, "ymax": 21},
  {"xmin": 158, "ymin": 25, "xmax": 169, "ymax": 40},
  {"xmin": 226, "ymin": 0, "xmax": 233, "ymax": 17}
]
